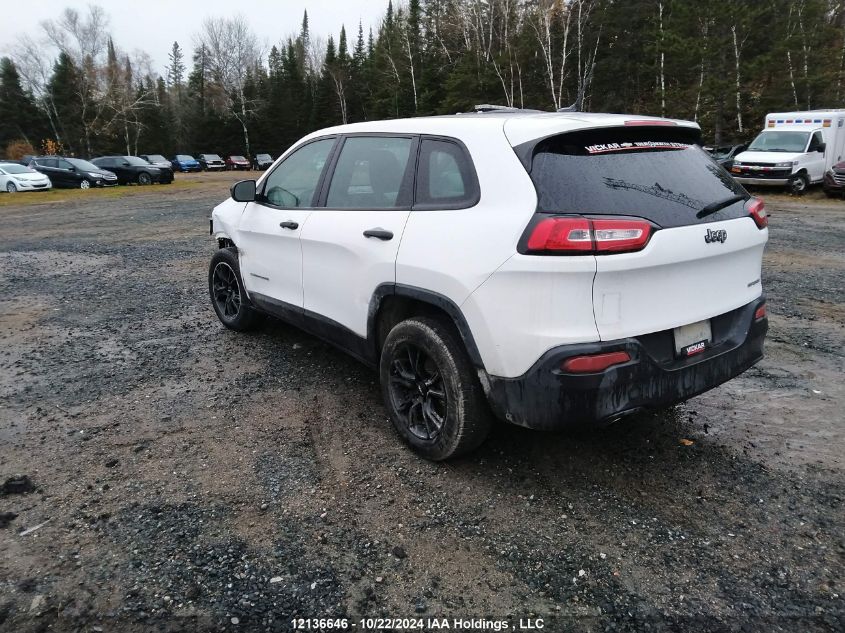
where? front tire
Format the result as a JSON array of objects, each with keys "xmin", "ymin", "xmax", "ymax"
[
  {"xmin": 6, "ymin": 182, "xmax": 17, "ymax": 193},
  {"xmin": 79, "ymin": 179, "xmax": 90, "ymax": 190},
  {"xmin": 208, "ymin": 248, "xmax": 259, "ymax": 332},
  {"xmin": 789, "ymin": 173, "xmax": 808, "ymax": 195},
  {"xmin": 137, "ymin": 172, "xmax": 152, "ymax": 185},
  {"xmin": 380, "ymin": 317, "xmax": 491, "ymax": 460}
]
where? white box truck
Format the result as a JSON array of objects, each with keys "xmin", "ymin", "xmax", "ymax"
[{"xmin": 731, "ymin": 110, "xmax": 845, "ymax": 194}]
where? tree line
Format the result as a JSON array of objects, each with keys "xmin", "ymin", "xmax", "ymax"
[{"xmin": 2, "ymin": 0, "xmax": 844, "ymax": 160}]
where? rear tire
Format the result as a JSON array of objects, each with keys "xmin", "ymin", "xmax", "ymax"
[
  {"xmin": 209, "ymin": 248, "xmax": 259, "ymax": 332},
  {"xmin": 380, "ymin": 316, "xmax": 491, "ymax": 460},
  {"xmin": 789, "ymin": 173, "xmax": 808, "ymax": 195}
]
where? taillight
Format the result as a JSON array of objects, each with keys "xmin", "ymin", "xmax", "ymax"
[
  {"xmin": 592, "ymin": 219, "xmax": 651, "ymax": 252},
  {"xmin": 525, "ymin": 217, "xmax": 653, "ymax": 254},
  {"xmin": 526, "ymin": 217, "xmax": 592, "ymax": 252},
  {"xmin": 561, "ymin": 351, "xmax": 631, "ymax": 373},
  {"xmin": 747, "ymin": 197, "xmax": 767, "ymax": 229}
]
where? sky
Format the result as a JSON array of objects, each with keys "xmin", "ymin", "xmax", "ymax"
[{"xmin": 0, "ymin": 0, "xmax": 387, "ymax": 75}]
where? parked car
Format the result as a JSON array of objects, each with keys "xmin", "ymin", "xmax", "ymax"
[
  {"xmin": 171, "ymin": 154, "xmax": 202, "ymax": 172},
  {"xmin": 705, "ymin": 143, "xmax": 747, "ymax": 169},
  {"xmin": 732, "ymin": 110, "xmax": 845, "ymax": 194},
  {"xmin": 208, "ymin": 111, "xmax": 769, "ymax": 460},
  {"xmin": 29, "ymin": 156, "xmax": 117, "ymax": 189},
  {"xmin": 139, "ymin": 154, "xmax": 175, "ymax": 183},
  {"xmin": 252, "ymin": 153, "xmax": 273, "ymax": 170},
  {"xmin": 0, "ymin": 162, "xmax": 51, "ymax": 192},
  {"xmin": 823, "ymin": 160, "xmax": 845, "ymax": 197},
  {"xmin": 225, "ymin": 155, "xmax": 251, "ymax": 171},
  {"xmin": 90, "ymin": 156, "xmax": 162, "ymax": 185},
  {"xmin": 197, "ymin": 153, "xmax": 225, "ymax": 171}
]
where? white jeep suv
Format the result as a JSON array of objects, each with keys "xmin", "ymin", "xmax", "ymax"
[{"xmin": 209, "ymin": 111, "xmax": 769, "ymax": 460}]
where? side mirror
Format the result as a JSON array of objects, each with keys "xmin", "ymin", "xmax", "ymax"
[
  {"xmin": 817, "ymin": 142, "xmax": 826, "ymax": 153},
  {"xmin": 231, "ymin": 179, "xmax": 256, "ymax": 202},
  {"xmin": 122, "ymin": 160, "xmax": 131, "ymax": 166}
]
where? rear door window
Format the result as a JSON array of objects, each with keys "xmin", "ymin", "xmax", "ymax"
[
  {"xmin": 326, "ymin": 136, "xmax": 414, "ymax": 209},
  {"xmin": 414, "ymin": 138, "xmax": 479, "ymax": 208},
  {"xmin": 528, "ymin": 127, "xmax": 747, "ymax": 228}
]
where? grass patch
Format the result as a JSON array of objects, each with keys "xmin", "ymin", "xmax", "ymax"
[{"xmin": 0, "ymin": 179, "xmax": 209, "ymax": 208}]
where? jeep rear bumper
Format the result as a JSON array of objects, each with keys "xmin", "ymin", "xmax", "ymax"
[{"xmin": 484, "ymin": 297, "xmax": 767, "ymax": 430}]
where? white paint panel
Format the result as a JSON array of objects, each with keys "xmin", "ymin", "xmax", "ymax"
[{"xmin": 593, "ymin": 217, "xmax": 767, "ymax": 341}]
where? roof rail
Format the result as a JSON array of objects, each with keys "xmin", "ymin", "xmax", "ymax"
[{"xmin": 472, "ymin": 104, "xmax": 542, "ymax": 114}]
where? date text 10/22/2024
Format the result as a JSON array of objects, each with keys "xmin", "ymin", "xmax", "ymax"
[{"xmin": 291, "ymin": 617, "xmax": 546, "ymax": 630}]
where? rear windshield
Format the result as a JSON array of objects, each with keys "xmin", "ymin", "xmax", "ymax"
[{"xmin": 528, "ymin": 127, "xmax": 747, "ymax": 228}]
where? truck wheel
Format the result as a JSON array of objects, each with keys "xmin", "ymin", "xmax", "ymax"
[
  {"xmin": 380, "ymin": 316, "xmax": 491, "ymax": 460},
  {"xmin": 208, "ymin": 248, "xmax": 259, "ymax": 332},
  {"xmin": 789, "ymin": 173, "xmax": 808, "ymax": 195}
]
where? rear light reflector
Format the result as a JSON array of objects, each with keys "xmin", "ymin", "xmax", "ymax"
[
  {"xmin": 747, "ymin": 197, "xmax": 767, "ymax": 229},
  {"xmin": 754, "ymin": 304, "xmax": 766, "ymax": 320},
  {"xmin": 562, "ymin": 351, "xmax": 631, "ymax": 374},
  {"xmin": 526, "ymin": 217, "xmax": 652, "ymax": 254}
]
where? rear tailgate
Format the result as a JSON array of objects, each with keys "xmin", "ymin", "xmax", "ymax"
[
  {"xmin": 592, "ymin": 216, "xmax": 766, "ymax": 340},
  {"xmin": 522, "ymin": 123, "xmax": 768, "ymax": 341}
]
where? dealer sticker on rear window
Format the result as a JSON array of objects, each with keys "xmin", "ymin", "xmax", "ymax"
[{"xmin": 585, "ymin": 141, "xmax": 692, "ymax": 154}]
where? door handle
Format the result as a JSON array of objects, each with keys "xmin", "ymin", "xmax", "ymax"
[
  {"xmin": 279, "ymin": 221, "xmax": 299, "ymax": 230},
  {"xmin": 363, "ymin": 228, "xmax": 394, "ymax": 241}
]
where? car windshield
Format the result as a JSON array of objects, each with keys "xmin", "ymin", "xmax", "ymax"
[
  {"xmin": 1, "ymin": 164, "xmax": 34, "ymax": 174},
  {"xmin": 230, "ymin": 156, "xmax": 246, "ymax": 161},
  {"xmin": 176, "ymin": 155, "xmax": 194, "ymax": 161},
  {"xmin": 205, "ymin": 154, "xmax": 222, "ymax": 160},
  {"xmin": 257, "ymin": 154, "xmax": 271, "ymax": 160},
  {"xmin": 146, "ymin": 154, "xmax": 167, "ymax": 162},
  {"xmin": 529, "ymin": 127, "xmax": 746, "ymax": 228},
  {"xmin": 68, "ymin": 158, "xmax": 102, "ymax": 171},
  {"xmin": 747, "ymin": 131, "xmax": 810, "ymax": 153},
  {"xmin": 124, "ymin": 156, "xmax": 150, "ymax": 166}
]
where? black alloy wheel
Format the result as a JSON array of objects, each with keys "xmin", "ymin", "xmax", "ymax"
[
  {"xmin": 212, "ymin": 262, "xmax": 242, "ymax": 321},
  {"xmin": 387, "ymin": 343, "xmax": 448, "ymax": 442}
]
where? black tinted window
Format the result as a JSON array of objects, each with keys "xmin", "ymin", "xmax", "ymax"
[
  {"xmin": 529, "ymin": 127, "xmax": 747, "ymax": 228},
  {"xmin": 38, "ymin": 158, "xmax": 57, "ymax": 168},
  {"xmin": 415, "ymin": 138, "xmax": 478, "ymax": 207},
  {"xmin": 327, "ymin": 136, "xmax": 413, "ymax": 209}
]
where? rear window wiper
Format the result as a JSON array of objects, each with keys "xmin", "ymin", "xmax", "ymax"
[{"xmin": 697, "ymin": 194, "xmax": 746, "ymax": 219}]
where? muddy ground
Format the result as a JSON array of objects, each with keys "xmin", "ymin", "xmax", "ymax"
[{"xmin": 0, "ymin": 172, "xmax": 843, "ymax": 633}]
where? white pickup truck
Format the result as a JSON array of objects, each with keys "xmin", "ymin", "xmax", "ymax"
[{"xmin": 731, "ymin": 110, "xmax": 845, "ymax": 194}]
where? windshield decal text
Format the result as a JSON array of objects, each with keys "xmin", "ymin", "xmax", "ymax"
[{"xmin": 585, "ymin": 141, "xmax": 692, "ymax": 154}]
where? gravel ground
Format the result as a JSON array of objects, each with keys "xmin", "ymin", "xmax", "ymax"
[{"xmin": 0, "ymin": 173, "xmax": 843, "ymax": 633}]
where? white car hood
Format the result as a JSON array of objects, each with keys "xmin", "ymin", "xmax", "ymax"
[
  {"xmin": 15, "ymin": 172, "xmax": 49, "ymax": 181},
  {"xmin": 735, "ymin": 150, "xmax": 803, "ymax": 164}
]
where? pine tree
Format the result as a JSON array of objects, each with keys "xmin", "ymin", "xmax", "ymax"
[{"xmin": 0, "ymin": 57, "xmax": 45, "ymax": 150}]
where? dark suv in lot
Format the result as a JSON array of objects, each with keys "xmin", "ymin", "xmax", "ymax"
[
  {"xmin": 139, "ymin": 154, "xmax": 176, "ymax": 182},
  {"xmin": 252, "ymin": 153, "xmax": 273, "ymax": 170},
  {"xmin": 29, "ymin": 156, "xmax": 117, "ymax": 189},
  {"xmin": 91, "ymin": 156, "xmax": 165, "ymax": 185},
  {"xmin": 197, "ymin": 154, "xmax": 225, "ymax": 171}
]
